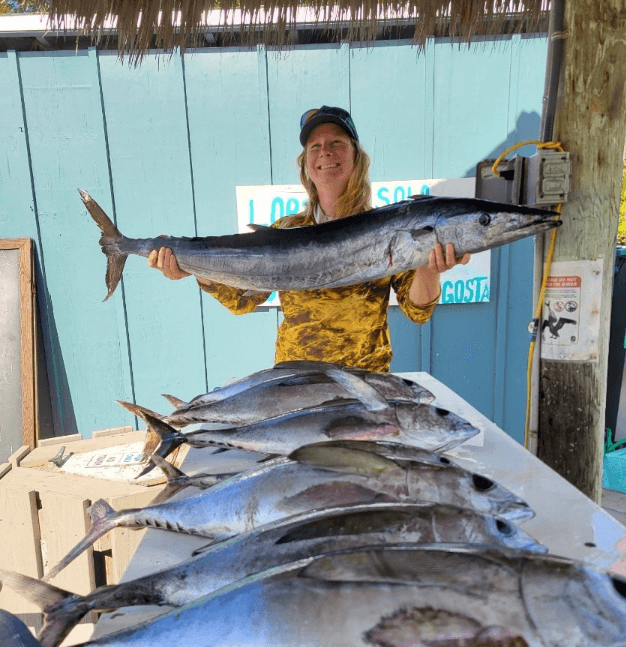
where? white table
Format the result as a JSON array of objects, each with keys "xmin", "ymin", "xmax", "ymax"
[{"xmin": 91, "ymin": 372, "xmax": 626, "ymax": 640}]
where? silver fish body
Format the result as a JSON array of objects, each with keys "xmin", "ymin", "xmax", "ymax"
[
  {"xmin": 43, "ymin": 445, "xmax": 532, "ymax": 581},
  {"xmin": 50, "ymin": 546, "xmax": 626, "ymax": 647},
  {"xmin": 9, "ymin": 504, "xmax": 545, "ymax": 647},
  {"xmin": 167, "ymin": 374, "xmax": 435, "ymax": 427},
  {"xmin": 164, "ymin": 400, "xmax": 479, "ymax": 455},
  {"xmin": 80, "ymin": 189, "xmax": 560, "ymax": 299}
]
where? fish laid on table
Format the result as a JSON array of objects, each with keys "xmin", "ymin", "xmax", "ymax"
[
  {"xmin": 80, "ymin": 188, "xmax": 560, "ymax": 300},
  {"xmin": 2, "ymin": 503, "xmax": 546, "ymax": 647},
  {"xmin": 42, "ymin": 443, "xmax": 533, "ymax": 581},
  {"xmin": 123, "ymin": 397, "xmax": 479, "ymax": 475},
  {"xmin": 176, "ymin": 360, "xmax": 435, "ymax": 410},
  {"xmin": 18, "ymin": 545, "xmax": 626, "ymax": 647},
  {"xmin": 149, "ymin": 439, "xmax": 458, "ymax": 503},
  {"xmin": 163, "ymin": 369, "xmax": 435, "ymax": 428}
]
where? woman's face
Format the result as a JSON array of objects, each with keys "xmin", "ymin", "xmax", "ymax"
[{"xmin": 305, "ymin": 123, "xmax": 356, "ymax": 196}]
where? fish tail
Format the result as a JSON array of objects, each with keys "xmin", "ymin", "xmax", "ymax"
[
  {"xmin": 130, "ymin": 409, "xmax": 187, "ymax": 479},
  {"xmin": 0, "ymin": 568, "xmax": 87, "ymax": 647},
  {"xmin": 42, "ymin": 499, "xmax": 119, "ymax": 583},
  {"xmin": 79, "ymin": 189, "xmax": 128, "ymax": 302},
  {"xmin": 148, "ymin": 454, "xmax": 192, "ymax": 503}
]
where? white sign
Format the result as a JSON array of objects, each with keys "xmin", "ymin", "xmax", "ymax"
[
  {"xmin": 540, "ymin": 259, "xmax": 604, "ymax": 362},
  {"xmin": 235, "ymin": 177, "xmax": 490, "ymax": 306}
]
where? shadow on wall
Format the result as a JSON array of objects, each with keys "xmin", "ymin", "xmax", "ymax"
[
  {"xmin": 34, "ymin": 250, "xmax": 78, "ymax": 439},
  {"xmin": 462, "ymin": 111, "xmax": 541, "ymax": 178}
]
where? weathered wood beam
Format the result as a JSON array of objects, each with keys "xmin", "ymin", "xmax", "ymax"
[{"xmin": 537, "ymin": 0, "xmax": 626, "ymax": 501}]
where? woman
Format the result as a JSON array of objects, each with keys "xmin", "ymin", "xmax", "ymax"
[{"xmin": 149, "ymin": 106, "xmax": 470, "ymax": 371}]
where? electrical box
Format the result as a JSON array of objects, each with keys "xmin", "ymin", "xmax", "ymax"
[{"xmin": 475, "ymin": 150, "xmax": 570, "ymax": 207}]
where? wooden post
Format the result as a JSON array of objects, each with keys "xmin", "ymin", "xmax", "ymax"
[{"xmin": 537, "ymin": 0, "xmax": 626, "ymax": 501}]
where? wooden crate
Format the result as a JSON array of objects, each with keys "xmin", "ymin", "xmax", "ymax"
[{"xmin": 0, "ymin": 426, "xmax": 186, "ymax": 637}]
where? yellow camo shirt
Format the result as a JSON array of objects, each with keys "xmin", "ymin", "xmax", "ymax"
[{"xmin": 199, "ymin": 212, "xmax": 438, "ymax": 372}]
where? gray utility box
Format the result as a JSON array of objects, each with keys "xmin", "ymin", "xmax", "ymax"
[{"xmin": 475, "ymin": 150, "xmax": 570, "ymax": 207}]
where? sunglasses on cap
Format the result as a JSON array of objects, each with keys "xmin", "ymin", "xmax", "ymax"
[{"xmin": 299, "ymin": 106, "xmax": 359, "ymax": 146}]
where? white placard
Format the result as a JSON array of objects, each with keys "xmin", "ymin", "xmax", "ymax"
[
  {"xmin": 235, "ymin": 178, "xmax": 490, "ymax": 306},
  {"xmin": 540, "ymin": 259, "xmax": 604, "ymax": 361}
]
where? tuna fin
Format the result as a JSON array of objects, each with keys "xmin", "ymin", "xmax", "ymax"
[
  {"xmin": 289, "ymin": 445, "xmax": 404, "ymax": 478},
  {"xmin": 0, "ymin": 569, "xmax": 86, "ymax": 647},
  {"xmin": 324, "ymin": 416, "xmax": 401, "ymax": 441},
  {"xmin": 0, "ymin": 568, "xmax": 72, "ymax": 609},
  {"xmin": 247, "ymin": 223, "xmax": 270, "ymax": 231},
  {"xmin": 241, "ymin": 289, "xmax": 272, "ymax": 297},
  {"xmin": 148, "ymin": 454, "xmax": 192, "ymax": 504},
  {"xmin": 42, "ymin": 499, "xmax": 120, "ymax": 583},
  {"xmin": 79, "ymin": 189, "xmax": 128, "ymax": 302},
  {"xmin": 133, "ymin": 412, "xmax": 187, "ymax": 478},
  {"xmin": 162, "ymin": 393, "xmax": 187, "ymax": 409},
  {"xmin": 323, "ymin": 367, "xmax": 389, "ymax": 412}
]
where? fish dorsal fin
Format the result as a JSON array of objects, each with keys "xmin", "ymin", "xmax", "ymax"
[
  {"xmin": 410, "ymin": 194, "xmax": 438, "ymax": 202},
  {"xmin": 242, "ymin": 289, "xmax": 272, "ymax": 297},
  {"xmin": 162, "ymin": 393, "xmax": 187, "ymax": 409},
  {"xmin": 289, "ymin": 445, "xmax": 402, "ymax": 477},
  {"xmin": 247, "ymin": 223, "xmax": 270, "ymax": 231}
]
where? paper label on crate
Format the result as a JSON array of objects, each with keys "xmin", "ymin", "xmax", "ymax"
[
  {"xmin": 540, "ymin": 259, "xmax": 603, "ymax": 361},
  {"xmin": 84, "ymin": 452, "xmax": 144, "ymax": 468}
]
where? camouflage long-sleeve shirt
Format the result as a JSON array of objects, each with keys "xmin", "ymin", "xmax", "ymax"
[{"xmin": 199, "ymin": 212, "xmax": 438, "ymax": 372}]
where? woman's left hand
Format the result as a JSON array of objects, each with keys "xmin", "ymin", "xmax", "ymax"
[
  {"xmin": 428, "ymin": 242, "xmax": 471, "ymax": 273},
  {"xmin": 409, "ymin": 243, "xmax": 471, "ymax": 305}
]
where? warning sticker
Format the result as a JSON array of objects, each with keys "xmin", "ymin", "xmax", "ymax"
[{"xmin": 540, "ymin": 259, "xmax": 603, "ymax": 362}]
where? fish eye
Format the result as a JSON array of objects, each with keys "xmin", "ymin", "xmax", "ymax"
[
  {"xmin": 438, "ymin": 456, "xmax": 451, "ymax": 465},
  {"xmin": 472, "ymin": 474, "xmax": 495, "ymax": 491},
  {"xmin": 434, "ymin": 407, "xmax": 448, "ymax": 417},
  {"xmin": 611, "ymin": 576, "xmax": 626, "ymax": 600},
  {"xmin": 495, "ymin": 519, "xmax": 514, "ymax": 536},
  {"xmin": 401, "ymin": 378, "xmax": 415, "ymax": 386},
  {"xmin": 478, "ymin": 213, "xmax": 491, "ymax": 226}
]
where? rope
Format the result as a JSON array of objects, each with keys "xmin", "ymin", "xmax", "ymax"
[{"xmin": 489, "ymin": 140, "xmax": 565, "ymax": 450}]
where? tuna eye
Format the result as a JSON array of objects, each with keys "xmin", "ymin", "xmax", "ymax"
[
  {"xmin": 611, "ymin": 576, "xmax": 626, "ymax": 600},
  {"xmin": 438, "ymin": 456, "xmax": 451, "ymax": 465},
  {"xmin": 495, "ymin": 519, "xmax": 514, "ymax": 536},
  {"xmin": 478, "ymin": 214, "xmax": 491, "ymax": 226},
  {"xmin": 434, "ymin": 407, "xmax": 448, "ymax": 417},
  {"xmin": 401, "ymin": 378, "xmax": 415, "ymax": 386},
  {"xmin": 472, "ymin": 474, "xmax": 495, "ymax": 491}
]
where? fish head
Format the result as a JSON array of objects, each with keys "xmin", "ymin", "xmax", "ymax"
[
  {"xmin": 394, "ymin": 403, "xmax": 479, "ymax": 451},
  {"xmin": 461, "ymin": 471, "xmax": 535, "ymax": 521},
  {"xmin": 365, "ymin": 373, "xmax": 435, "ymax": 404},
  {"xmin": 480, "ymin": 516, "xmax": 547, "ymax": 553},
  {"xmin": 432, "ymin": 198, "xmax": 560, "ymax": 253}
]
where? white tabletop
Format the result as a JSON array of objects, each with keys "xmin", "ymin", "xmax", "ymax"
[{"xmin": 91, "ymin": 372, "xmax": 626, "ymax": 639}]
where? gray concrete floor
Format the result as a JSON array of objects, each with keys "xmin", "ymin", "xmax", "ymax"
[{"xmin": 602, "ymin": 488, "xmax": 626, "ymax": 526}]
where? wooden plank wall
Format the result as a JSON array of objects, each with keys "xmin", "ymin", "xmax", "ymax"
[{"xmin": 0, "ymin": 35, "xmax": 547, "ymax": 445}]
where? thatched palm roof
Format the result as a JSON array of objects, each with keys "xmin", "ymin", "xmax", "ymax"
[{"xmin": 40, "ymin": 0, "xmax": 549, "ymax": 63}]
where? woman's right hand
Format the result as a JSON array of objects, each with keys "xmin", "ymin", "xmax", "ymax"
[{"xmin": 148, "ymin": 246, "xmax": 191, "ymax": 280}]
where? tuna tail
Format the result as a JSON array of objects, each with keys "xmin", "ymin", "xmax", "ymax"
[
  {"xmin": 42, "ymin": 499, "xmax": 120, "ymax": 583},
  {"xmin": 0, "ymin": 569, "xmax": 86, "ymax": 647},
  {"xmin": 149, "ymin": 454, "xmax": 194, "ymax": 504},
  {"xmin": 78, "ymin": 189, "xmax": 128, "ymax": 302},
  {"xmin": 132, "ymin": 409, "xmax": 187, "ymax": 478}
]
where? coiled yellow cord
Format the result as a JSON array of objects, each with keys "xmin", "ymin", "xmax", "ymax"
[{"xmin": 490, "ymin": 140, "xmax": 565, "ymax": 450}]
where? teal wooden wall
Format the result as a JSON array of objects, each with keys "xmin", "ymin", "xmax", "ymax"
[{"xmin": 0, "ymin": 35, "xmax": 547, "ymax": 443}]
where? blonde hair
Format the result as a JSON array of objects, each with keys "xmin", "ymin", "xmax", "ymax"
[{"xmin": 297, "ymin": 139, "xmax": 372, "ymax": 219}]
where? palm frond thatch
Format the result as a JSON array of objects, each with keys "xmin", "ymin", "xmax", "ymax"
[{"xmin": 40, "ymin": 0, "xmax": 550, "ymax": 63}]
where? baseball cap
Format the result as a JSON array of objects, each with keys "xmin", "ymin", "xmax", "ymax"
[{"xmin": 299, "ymin": 106, "xmax": 359, "ymax": 146}]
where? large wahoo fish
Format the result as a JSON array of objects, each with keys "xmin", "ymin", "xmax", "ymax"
[{"xmin": 79, "ymin": 189, "xmax": 560, "ymax": 300}]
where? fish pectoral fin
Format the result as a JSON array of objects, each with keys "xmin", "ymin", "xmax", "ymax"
[
  {"xmin": 324, "ymin": 415, "xmax": 401, "ymax": 441},
  {"xmin": 289, "ymin": 444, "xmax": 403, "ymax": 477},
  {"xmin": 323, "ymin": 367, "xmax": 390, "ymax": 412},
  {"xmin": 241, "ymin": 289, "xmax": 272, "ymax": 297}
]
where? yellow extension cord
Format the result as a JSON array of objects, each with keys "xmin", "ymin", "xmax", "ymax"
[{"xmin": 490, "ymin": 140, "xmax": 565, "ymax": 450}]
